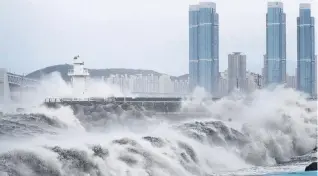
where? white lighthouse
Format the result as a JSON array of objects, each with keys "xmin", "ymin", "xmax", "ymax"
[{"xmin": 68, "ymin": 55, "xmax": 89, "ymax": 97}]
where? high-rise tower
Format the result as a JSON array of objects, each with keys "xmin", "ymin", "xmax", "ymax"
[
  {"xmin": 189, "ymin": 4, "xmax": 200, "ymax": 92},
  {"xmin": 189, "ymin": 2, "xmax": 219, "ymax": 95},
  {"xmin": 265, "ymin": 2, "xmax": 286, "ymax": 85},
  {"xmin": 297, "ymin": 3, "xmax": 316, "ymax": 97},
  {"xmin": 228, "ymin": 52, "xmax": 247, "ymax": 93}
]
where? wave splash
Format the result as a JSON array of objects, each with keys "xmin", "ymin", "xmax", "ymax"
[{"xmin": 0, "ymin": 73, "xmax": 316, "ymax": 176}]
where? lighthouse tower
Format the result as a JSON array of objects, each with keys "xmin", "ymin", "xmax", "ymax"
[{"xmin": 68, "ymin": 55, "xmax": 89, "ymax": 97}]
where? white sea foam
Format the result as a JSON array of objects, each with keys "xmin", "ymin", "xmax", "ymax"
[{"xmin": 0, "ymin": 73, "xmax": 316, "ymax": 176}]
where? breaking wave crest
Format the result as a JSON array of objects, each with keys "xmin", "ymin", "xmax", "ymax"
[{"xmin": 0, "ymin": 73, "xmax": 317, "ymax": 176}]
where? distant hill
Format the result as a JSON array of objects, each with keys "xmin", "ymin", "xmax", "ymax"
[{"xmin": 26, "ymin": 64, "xmax": 188, "ymax": 82}]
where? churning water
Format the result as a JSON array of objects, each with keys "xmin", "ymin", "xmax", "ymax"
[{"xmin": 0, "ymin": 73, "xmax": 317, "ymax": 176}]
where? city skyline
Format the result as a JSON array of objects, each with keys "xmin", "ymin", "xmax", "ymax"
[
  {"xmin": 0, "ymin": 0, "xmax": 317, "ymax": 76},
  {"xmin": 189, "ymin": 1, "xmax": 316, "ymax": 96}
]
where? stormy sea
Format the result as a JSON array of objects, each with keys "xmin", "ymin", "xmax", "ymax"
[{"xmin": 0, "ymin": 73, "xmax": 317, "ymax": 176}]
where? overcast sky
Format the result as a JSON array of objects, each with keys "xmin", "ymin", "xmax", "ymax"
[{"xmin": 0, "ymin": 0, "xmax": 317, "ymax": 76}]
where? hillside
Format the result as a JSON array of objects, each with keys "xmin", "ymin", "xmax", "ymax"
[{"xmin": 26, "ymin": 64, "xmax": 188, "ymax": 82}]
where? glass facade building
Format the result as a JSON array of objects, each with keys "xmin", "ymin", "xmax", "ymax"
[
  {"xmin": 265, "ymin": 2, "xmax": 286, "ymax": 85},
  {"xmin": 297, "ymin": 3, "xmax": 316, "ymax": 97},
  {"xmin": 189, "ymin": 5, "xmax": 199, "ymax": 92},
  {"xmin": 189, "ymin": 2, "xmax": 219, "ymax": 95}
]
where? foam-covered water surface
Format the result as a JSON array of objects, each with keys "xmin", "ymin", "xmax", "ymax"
[{"xmin": 0, "ymin": 73, "xmax": 316, "ymax": 176}]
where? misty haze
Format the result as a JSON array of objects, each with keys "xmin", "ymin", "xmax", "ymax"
[{"xmin": 0, "ymin": 0, "xmax": 317, "ymax": 176}]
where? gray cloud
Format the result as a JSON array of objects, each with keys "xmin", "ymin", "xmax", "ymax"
[{"xmin": 0, "ymin": 0, "xmax": 317, "ymax": 76}]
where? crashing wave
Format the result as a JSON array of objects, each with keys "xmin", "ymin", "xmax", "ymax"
[{"xmin": 0, "ymin": 74, "xmax": 317, "ymax": 176}]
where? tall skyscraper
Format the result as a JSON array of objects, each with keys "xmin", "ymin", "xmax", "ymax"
[
  {"xmin": 262, "ymin": 54, "xmax": 267, "ymax": 85},
  {"xmin": 297, "ymin": 3, "xmax": 316, "ymax": 97},
  {"xmin": 189, "ymin": 2, "xmax": 219, "ymax": 95},
  {"xmin": 228, "ymin": 52, "xmax": 247, "ymax": 92},
  {"xmin": 189, "ymin": 4, "xmax": 199, "ymax": 92},
  {"xmin": 265, "ymin": 2, "xmax": 286, "ymax": 85},
  {"xmin": 314, "ymin": 55, "xmax": 317, "ymax": 97}
]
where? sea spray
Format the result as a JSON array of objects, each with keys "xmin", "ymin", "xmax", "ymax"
[{"xmin": 0, "ymin": 72, "xmax": 316, "ymax": 176}]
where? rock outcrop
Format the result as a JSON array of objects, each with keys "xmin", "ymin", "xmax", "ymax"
[{"xmin": 305, "ymin": 162, "xmax": 317, "ymax": 171}]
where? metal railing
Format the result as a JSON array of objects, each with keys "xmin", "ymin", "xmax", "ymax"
[
  {"xmin": 68, "ymin": 69, "xmax": 89, "ymax": 76},
  {"xmin": 44, "ymin": 96, "xmax": 221, "ymax": 104},
  {"xmin": 132, "ymin": 92, "xmax": 188, "ymax": 97}
]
